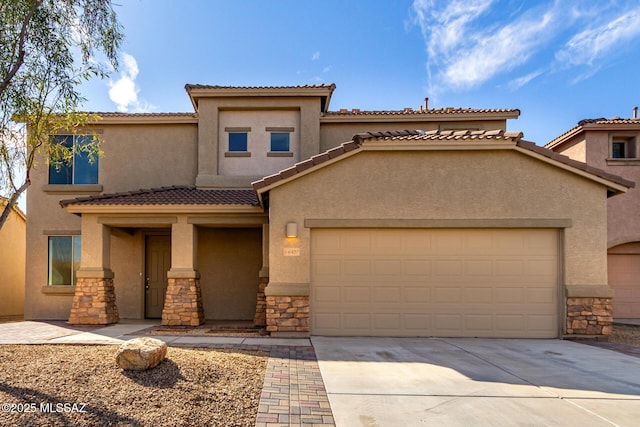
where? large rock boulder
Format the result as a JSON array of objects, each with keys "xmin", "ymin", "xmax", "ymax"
[{"xmin": 116, "ymin": 337, "xmax": 167, "ymax": 371}]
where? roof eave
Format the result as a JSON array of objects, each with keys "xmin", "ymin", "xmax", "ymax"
[
  {"xmin": 185, "ymin": 84, "xmax": 336, "ymax": 113},
  {"xmin": 320, "ymin": 111, "xmax": 520, "ymax": 123},
  {"xmin": 62, "ymin": 204, "xmax": 264, "ymax": 215}
]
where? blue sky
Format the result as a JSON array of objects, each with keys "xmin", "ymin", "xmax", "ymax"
[{"xmin": 80, "ymin": 0, "xmax": 640, "ymax": 145}]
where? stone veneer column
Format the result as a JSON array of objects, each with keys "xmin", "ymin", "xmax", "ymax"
[
  {"xmin": 253, "ymin": 276, "xmax": 269, "ymax": 326},
  {"xmin": 69, "ymin": 216, "xmax": 118, "ymax": 325},
  {"xmin": 566, "ymin": 297, "xmax": 613, "ymax": 336},
  {"xmin": 68, "ymin": 270, "xmax": 119, "ymax": 325},
  {"xmin": 162, "ymin": 274, "xmax": 204, "ymax": 326},
  {"xmin": 266, "ymin": 296, "xmax": 309, "ymax": 334},
  {"xmin": 161, "ymin": 218, "xmax": 203, "ymax": 326}
]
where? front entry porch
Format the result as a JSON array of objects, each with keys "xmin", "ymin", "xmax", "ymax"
[{"xmin": 60, "ymin": 188, "xmax": 269, "ymax": 327}]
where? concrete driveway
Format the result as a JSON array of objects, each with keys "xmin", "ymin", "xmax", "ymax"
[{"xmin": 312, "ymin": 337, "xmax": 640, "ymax": 426}]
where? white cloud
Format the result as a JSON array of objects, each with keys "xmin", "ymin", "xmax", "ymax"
[
  {"xmin": 413, "ymin": 0, "xmax": 559, "ymax": 90},
  {"xmin": 311, "ymin": 51, "xmax": 320, "ymax": 61},
  {"xmin": 555, "ymin": 6, "xmax": 640, "ymax": 67},
  {"xmin": 508, "ymin": 69, "xmax": 544, "ymax": 90},
  {"xmin": 108, "ymin": 53, "xmax": 154, "ymax": 112}
]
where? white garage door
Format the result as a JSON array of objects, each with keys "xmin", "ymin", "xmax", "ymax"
[{"xmin": 311, "ymin": 228, "xmax": 559, "ymax": 338}]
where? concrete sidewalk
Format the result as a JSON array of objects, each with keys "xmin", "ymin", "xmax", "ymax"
[{"xmin": 0, "ymin": 319, "xmax": 312, "ymax": 346}]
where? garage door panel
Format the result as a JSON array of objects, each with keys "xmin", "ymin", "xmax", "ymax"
[
  {"xmin": 434, "ymin": 259, "xmax": 463, "ymax": 277},
  {"xmin": 434, "ymin": 314, "xmax": 463, "ymax": 332},
  {"xmin": 464, "ymin": 288, "xmax": 493, "ymax": 303},
  {"xmin": 433, "ymin": 287, "xmax": 462, "ymax": 303},
  {"xmin": 343, "ymin": 287, "xmax": 370, "ymax": 303},
  {"xmin": 404, "ymin": 260, "xmax": 431, "ymax": 276},
  {"xmin": 314, "ymin": 286, "xmax": 340, "ymax": 303},
  {"xmin": 343, "ymin": 313, "xmax": 371, "ymax": 329},
  {"xmin": 495, "ymin": 315, "xmax": 524, "ymax": 332},
  {"xmin": 372, "ymin": 287, "xmax": 401, "ymax": 303},
  {"xmin": 495, "ymin": 288, "xmax": 524, "ymax": 303},
  {"xmin": 374, "ymin": 259, "xmax": 402, "ymax": 275},
  {"xmin": 404, "ymin": 314, "xmax": 430, "ymax": 330},
  {"xmin": 404, "ymin": 287, "xmax": 430, "ymax": 302},
  {"xmin": 465, "ymin": 315, "xmax": 493, "ymax": 332},
  {"xmin": 311, "ymin": 229, "xmax": 559, "ymax": 337}
]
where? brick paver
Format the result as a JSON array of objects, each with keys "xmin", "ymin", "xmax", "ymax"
[{"xmin": 256, "ymin": 346, "xmax": 335, "ymax": 427}]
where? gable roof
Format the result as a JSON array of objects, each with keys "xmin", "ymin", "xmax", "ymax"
[
  {"xmin": 60, "ymin": 186, "xmax": 259, "ymax": 208},
  {"xmin": 253, "ymin": 129, "xmax": 633, "ymax": 202},
  {"xmin": 546, "ymin": 118, "xmax": 640, "ymax": 149}
]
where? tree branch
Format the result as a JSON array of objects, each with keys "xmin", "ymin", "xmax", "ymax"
[{"xmin": 0, "ymin": 0, "xmax": 44, "ymax": 96}]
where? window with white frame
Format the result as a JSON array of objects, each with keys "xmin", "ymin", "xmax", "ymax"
[
  {"xmin": 48, "ymin": 236, "xmax": 81, "ymax": 286},
  {"xmin": 48, "ymin": 135, "xmax": 99, "ymax": 184}
]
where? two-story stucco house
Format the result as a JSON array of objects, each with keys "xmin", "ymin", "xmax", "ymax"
[
  {"xmin": 546, "ymin": 114, "xmax": 640, "ymax": 319},
  {"xmin": 25, "ymin": 84, "xmax": 633, "ymax": 339}
]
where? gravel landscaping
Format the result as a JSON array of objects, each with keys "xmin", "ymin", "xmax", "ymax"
[
  {"xmin": 0, "ymin": 345, "xmax": 268, "ymax": 427},
  {"xmin": 609, "ymin": 324, "xmax": 640, "ymax": 346}
]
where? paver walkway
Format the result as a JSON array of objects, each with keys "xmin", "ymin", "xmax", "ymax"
[{"xmin": 256, "ymin": 346, "xmax": 334, "ymax": 426}]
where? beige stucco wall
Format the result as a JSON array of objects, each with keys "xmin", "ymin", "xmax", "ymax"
[
  {"xmin": 319, "ymin": 119, "xmax": 508, "ymax": 152},
  {"xmin": 554, "ymin": 130, "xmax": 640, "ymax": 248},
  {"xmin": 198, "ymin": 227, "xmax": 262, "ymax": 320},
  {"xmin": 582, "ymin": 131, "xmax": 640, "ymax": 247},
  {"xmin": 25, "ymin": 122, "xmax": 197, "ymax": 319},
  {"xmin": 218, "ymin": 110, "xmax": 301, "ymax": 177},
  {"xmin": 267, "ymin": 149, "xmax": 609, "ymax": 296},
  {"xmin": 196, "ymin": 97, "xmax": 322, "ymax": 187},
  {"xmin": 0, "ymin": 207, "xmax": 26, "ymax": 318}
]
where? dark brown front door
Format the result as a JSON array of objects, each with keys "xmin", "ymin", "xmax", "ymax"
[{"xmin": 145, "ymin": 235, "xmax": 171, "ymax": 318}]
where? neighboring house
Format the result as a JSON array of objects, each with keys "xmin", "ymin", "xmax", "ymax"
[
  {"xmin": 24, "ymin": 84, "xmax": 632, "ymax": 339},
  {"xmin": 0, "ymin": 199, "xmax": 26, "ymax": 320},
  {"xmin": 546, "ymin": 115, "xmax": 640, "ymax": 319}
]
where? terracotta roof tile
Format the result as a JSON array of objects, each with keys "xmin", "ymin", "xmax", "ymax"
[
  {"xmin": 60, "ymin": 186, "xmax": 259, "ymax": 207},
  {"xmin": 185, "ymin": 84, "xmax": 336, "ymax": 91},
  {"xmin": 546, "ymin": 117, "xmax": 640, "ymax": 148},
  {"xmin": 87, "ymin": 112, "xmax": 197, "ymax": 118},
  {"xmin": 323, "ymin": 107, "xmax": 520, "ymax": 116},
  {"xmin": 352, "ymin": 129, "xmax": 524, "ymax": 143}
]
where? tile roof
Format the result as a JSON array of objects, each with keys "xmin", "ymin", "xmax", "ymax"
[
  {"xmin": 352, "ymin": 129, "xmax": 524, "ymax": 143},
  {"xmin": 323, "ymin": 108, "xmax": 520, "ymax": 116},
  {"xmin": 185, "ymin": 84, "xmax": 336, "ymax": 91},
  {"xmin": 546, "ymin": 117, "xmax": 640, "ymax": 148},
  {"xmin": 253, "ymin": 129, "xmax": 634, "ymax": 192},
  {"xmin": 60, "ymin": 186, "xmax": 259, "ymax": 207},
  {"xmin": 86, "ymin": 112, "xmax": 197, "ymax": 118}
]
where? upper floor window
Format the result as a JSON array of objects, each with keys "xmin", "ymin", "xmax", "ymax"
[
  {"xmin": 612, "ymin": 141, "xmax": 626, "ymax": 158},
  {"xmin": 610, "ymin": 135, "xmax": 637, "ymax": 159},
  {"xmin": 48, "ymin": 135, "xmax": 99, "ymax": 184},
  {"xmin": 270, "ymin": 133, "xmax": 290, "ymax": 152},
  {"xmin": 229, "ymin": 132, "xmax": 248, "ymax": 152},
  {"xmin": 48, "ymin": 236, "xmax": 81, "ymax": 286}
]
